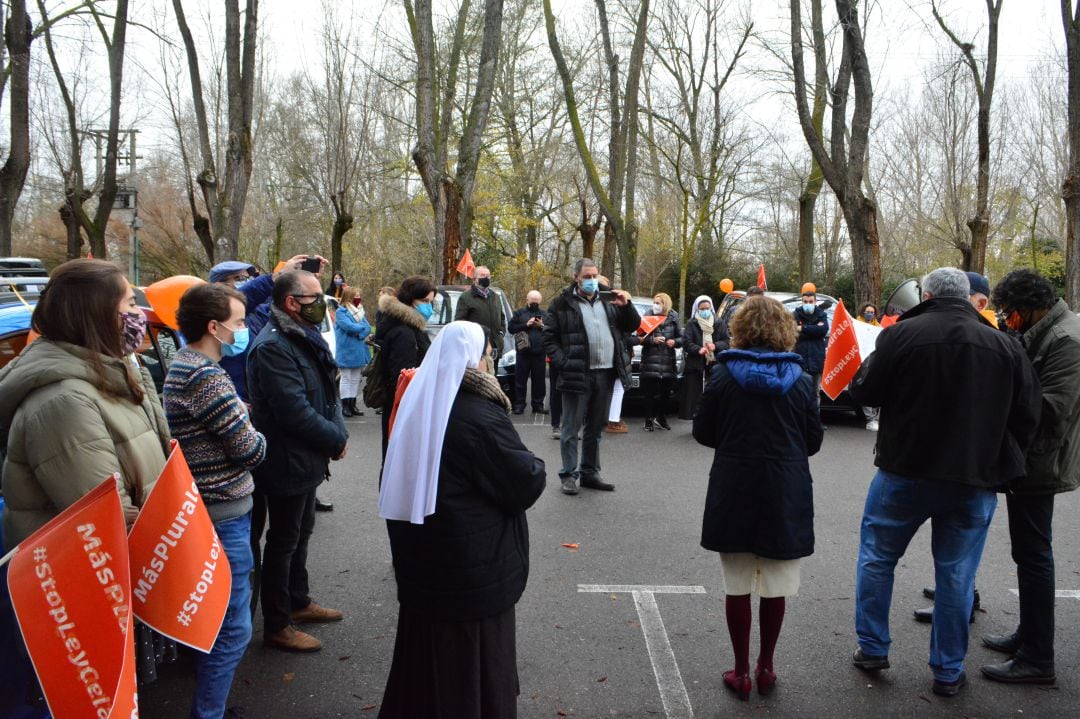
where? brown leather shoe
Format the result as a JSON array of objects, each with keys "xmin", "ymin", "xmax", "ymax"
[
  {"xmin": 604, "ymin": 421, "xmax": 628, "ymax": 434},
  {"xmin": 264, "ymin": 626, "xmax": 321, "ymax": 652},
  {"xmin": 291, "ymin": 602, "xmax": 343, "ymax": 623}
]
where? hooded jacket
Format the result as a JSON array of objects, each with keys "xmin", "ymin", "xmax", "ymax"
[
  {"xmin": 1016, "ymin": 298, "xmax": 1080, "ymax": 495},
  {"xmin": 0, "ymin": 339, "xmax": 172, "ymax": 547},
  {"xmin": 542, "ymin": 284, "xmax": 640, "ymax": 394},
  {"xmin": 848, "ymin": 297, "xmax": 1041, "ymax": 489},
  {"xmin": 694, "ymin": 348, "xmax": 822, "ymax": 560},
  {"xmin": 247, "ymin": 306, "xmax": 348, "ymax": 495},
  {"xmin": 376, "ymin": 294, "xmax": 432, "ymax": 408}
]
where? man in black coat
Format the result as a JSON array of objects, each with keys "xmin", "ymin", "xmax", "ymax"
[
  {"xmin": 542, "ymin": 258, "xmax": 640, "ymax": 495},
  {"xmin": 792, "ymin": 284, "xmax": 829, "ymax": 405},
  {"xmin": 847, "ymin": 267, "xmax": 1041, "ymax": 698},
  {"xmin": 508, "ymin": 289, "xmax": 547, "ymax": 414},
  {"xmin": 454, "ymin": 265, "xmax": 506, "ymax": 365},
  {"xmin": 247, "ymin": 271, "xmax": 349, "ymax": 653}
]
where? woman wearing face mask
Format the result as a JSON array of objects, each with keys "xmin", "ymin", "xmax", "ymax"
[
  {"xmin": 335, "ymin": 286, "xmax": 372, "ymax": 418},
  {"xmin": 857, "ymin": 303, "xmax": 881, "ymax": 327},
  {"xmin": 326, "ymin": 271, "xmax": 347, "ymax": 300},
  {"xmin": 0, "ymin": 259, "xmax": 176, "ymax": 685},
  {"xmin": 682, "ymin": 295, "xmax": 730, "ymax": 415},
  {"xmin": 165, "ymin": 282, "xmax": 267, "ymax": 718},
  {"xmin": 376, "ymin": 276, "xmax": 436, "ymax": 457},
  {"xmin": 629, "ymin": 292, "xmax": 682, "ymax": 431}
]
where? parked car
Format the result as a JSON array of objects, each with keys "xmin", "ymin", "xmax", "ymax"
[
  {"xmin": 426, "ymin": 284, "xmax": 516, "ymax": 393},
  {"xmin": 715, "ymin": 289, "xmax": 873, "ymax": 417},
  {"xmin": 623, "ymin": 296, "xmax": 685, "ymax": 407}
]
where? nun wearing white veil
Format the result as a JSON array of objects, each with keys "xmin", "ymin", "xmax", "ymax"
[{"xmin": 377, "ymin": 321, "xmax": 546, "ymax": 719}]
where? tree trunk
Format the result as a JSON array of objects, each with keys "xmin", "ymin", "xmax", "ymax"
[
  {"xmin": 600, "ymin": 221, "xmax": 617, "ymax": 281},
  {"xmin": 1063, "ymin": 2, "xmax": 1080, "ymax": 308},
  {"xmin": 845, "ymin": 195, "xmax": 882, "ymax": 305},
  {"xmin": 798, "ymin": 0, "xmax": 828, "ymax": 284},
  {"xmin": 0, "ymin": 1, "xmax": 31, "ymax": 256},
  {"xmin": 60, "ymin": 201, "xmax": 82, "ymax": 259},
  {"xmin": 330, "ymin": 211, "xmax": 353, "ymax": 276},
  {"xmin": 441, "ymin": 178, "xmax": 463, "ymax": 284}
]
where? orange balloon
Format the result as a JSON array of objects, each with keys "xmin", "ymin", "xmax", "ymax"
[
  {"xmin": 143, "ymin": 275, "xmax": 205, "ymax": 330},
  {"xmin": 719, "ymin": 278, "xmax": 734, "ymax": 294},
  {"xmin": 801, "ymin": 282, "xmax": 817, "ymax": 294},
  {"xmin": 273, "ymin": 261, "xmax": 288, "ymax": 273}
]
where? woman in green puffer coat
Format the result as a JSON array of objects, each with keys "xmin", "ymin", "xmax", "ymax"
[{"xmin": 0, "ymin": 259, "xmax": 176, "ymax": 687}]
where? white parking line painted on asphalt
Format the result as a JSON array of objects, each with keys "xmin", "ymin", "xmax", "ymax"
[
  {"xmin": 1009, "ymin": 589, "xmax": 1080, "ymax": 599},
  {"xmin": 579, "ymin": 584, "xmax": 705, "ymax": 719}
]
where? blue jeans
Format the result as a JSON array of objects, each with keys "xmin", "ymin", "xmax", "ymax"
[
  {"xmin": 192, "ymin": 511, "xmax": 254, "ymax": 719},
  {"xmin": 855, "ymin": 471, "xmax": 996, "ymax": 682}
]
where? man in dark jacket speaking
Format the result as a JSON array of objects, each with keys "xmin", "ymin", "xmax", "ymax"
[
  {"xmin": 847, "ymin": 267, "xmax": 1040, "ymax": 698},
  {"xmin": 543, "ymin": 258, "xmax": 640, "ymax": 495},
  {"xmin": 980, "ymin": 269, "xmax": 1080, "ymax": 685},
  {"xmin": 247, "ymin": 271, "xmax": 349, "ymax": 653},
  {"xmin": 455, "ymin": 265, "xmax": 506, "ymax": 367}
]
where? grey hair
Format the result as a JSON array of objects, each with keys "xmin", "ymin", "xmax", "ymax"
[
  {"xmin": 921, "ymin": 267, "xmax": 970, "ymax": 300},
  {"xmin": 572, "ymin": 258, "xmax": 597, "ymax": 277}
]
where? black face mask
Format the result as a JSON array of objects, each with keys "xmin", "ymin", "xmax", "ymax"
[
  {"xmin": 297, "ymin": 295, "xmax": 327, "ymax": 325},
  {"xmin": 528, "ymin": 303, "xmax": 540, "ymax": 312},
  {"xmin": 478, "ymin": 277, "xmax": 491, "ymax": 288}
]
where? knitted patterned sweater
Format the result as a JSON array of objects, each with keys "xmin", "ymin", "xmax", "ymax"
[{"xmin": 164, "ymin": 348, "xmax": 267, "ymax": 521}]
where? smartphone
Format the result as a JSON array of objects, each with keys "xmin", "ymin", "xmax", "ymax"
[
  {"xmin": 598, "ymin": 290, "xmax": 615, "ymax": 302},
  {"xmin": 300, "ymin": 257, "xmax": 321, "ymax": 273}
]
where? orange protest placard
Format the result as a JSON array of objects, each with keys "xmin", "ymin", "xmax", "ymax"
[
  {"xmin": 387, "ymin": 367, "xmax": 417, "ymax": 439},
  {"xmin": 637, "ymin": 315, "xmax": 664, "ymax": 337},
  {"xmin": 6, "ymin": 476, "xmax": 139, "ymax": 719},
  {"xmin": 821, "ymin": 299, "xmax": 862, "ymax": 400},
  {"xmin": 456, "ymin": 248, "xmax": 476, "ymax": 279},
  {"xmin": 127, "ymin": 441, "xmax": 231, "ymax": 653}
]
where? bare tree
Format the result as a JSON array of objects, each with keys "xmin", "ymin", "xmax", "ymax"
[
  {"xmin": 930, "ymin": 0, "xmax": 1002, "ymax": 273},
  {"xmin": 646, "ymin": 0, "xmax": 752, "ymax": 314},
  {"xmin": 406, "ymin": 0, "xmax": 503, "ymax": 283},
  {"xmin": 1063, "ymin": 1, "xmax": 1080, "ymax": 306},
  {"xmin": 37, "ymin": 0, "xmax": 129, "ymax": 259},
  {"xmin": 544, "ymin": 0, "xmax": 650, "ymax": 289},
  {"xmin": 0, "ymin": 1, "xmax": 32, "ymax": 255},
  {"xmin": 797, "ymin": 0, "xmax": 829, "ymax": 285},
  {"xmin": 791, "ymin": 0, "xmax": 881, "ymax": 307},
  {"xmin": 172, "ymin": 0, "xmax": 258, "ymax": 262}
]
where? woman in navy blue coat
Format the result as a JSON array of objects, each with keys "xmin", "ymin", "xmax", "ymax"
[{"xmin": 693, "ymin": 295, "xmax": 823, "ymax": 701}]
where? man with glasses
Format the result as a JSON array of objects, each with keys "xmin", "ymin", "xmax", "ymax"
[{"xmin": 246, "ymin": 271, "xmax": 349, "ymax": 653}]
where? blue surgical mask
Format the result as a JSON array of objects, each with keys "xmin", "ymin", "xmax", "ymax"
[
  {"xmin": 216, "ymin": 325, "xmax": 249, "ymax": 357},
  {"xmin": 802, "ymin": 303, "xmax": 815, "ymax": 313},
  {"xmin": 580, "ymin": 278, "xmax": 599, "ymax": 295},
  {"xmin": 699, "ymin": 309, "xmax": 712, "ymax": 319},
  {"xmin": 416, "ymin": 301, "xmax": 433, "ymax": 320}
]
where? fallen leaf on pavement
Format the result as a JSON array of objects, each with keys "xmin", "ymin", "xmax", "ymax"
[
  {"xmin": 561, "ymin": 543, "xmax": 579, "ymax": 550},
  {"xmin": 282, "ymin": 673, "xmax": 295, "ymax": 682}
]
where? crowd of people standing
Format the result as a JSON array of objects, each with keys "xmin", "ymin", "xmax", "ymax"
[{"xmin": 2, "ymin": 254, "xmax": 1079, "ymax": 717}]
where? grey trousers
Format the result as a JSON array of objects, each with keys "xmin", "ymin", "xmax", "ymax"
[{"xmin": 559, "ymin": 369, "xmax": 616, "ymax": 481}]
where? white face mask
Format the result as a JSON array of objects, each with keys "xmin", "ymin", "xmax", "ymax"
[{"xmin": 652, "ymin": 302, "xmax": 663, "ymax": 314}]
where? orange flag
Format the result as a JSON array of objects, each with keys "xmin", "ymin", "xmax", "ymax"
[
  {"xmin": 6, "ymin": 476, "xmax": 139, "ymax": 718},
  {"xmin": 127, "ymin": 440, "xmax": 231, "ymax": 653},
  {"xmin": 756, "ymin": 263, "xmax": 767, "ymax": 290},
  {"xmin": 821, "ymin": 299, "xmax": 862, "ymax": 400},
  {"xmin": 387, "ymin": 367, "xmax": 418, "ymax": 439},
  {"xmin": 456, "ymin": 249, "xmax": 476, "ymax": 279},
  {"xmin": 637, "ymin": 315, "xmax": 664, "ymax": 336}
]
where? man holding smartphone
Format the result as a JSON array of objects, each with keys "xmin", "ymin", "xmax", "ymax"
[
  {"xmin": 508, "ymin": 290, "xmax": 547, "ymax": 414},
  {"xmin": 543, "ymin": 258, "xmax": 640, "ymax": 495}
]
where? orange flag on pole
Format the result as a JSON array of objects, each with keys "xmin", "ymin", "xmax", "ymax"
[
  {"xmin": 456, "ymin": 249, "xmax": 476, "ymax": 279},
  {"xmin": 821, "ymin": 299, "xmax": 863, "ymax": 400},
  {"xmin": 756, "ymin": 264, "xmax": 767, "ymax": 290},
  {"xmin": 637, "ymin": 315, "xmax": 664, "ymax": 336},
  {"xmin": 5, "ymin": 476, "xmax": 139, "ymax": 718},
  {"xmin": 127, "ymin": 440, "xmax": 231, "ymax": 653}
]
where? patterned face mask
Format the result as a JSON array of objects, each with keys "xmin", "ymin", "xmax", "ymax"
[{"xmin": 120, "ymin": 311, "xmax": 147, "ymax": 355}]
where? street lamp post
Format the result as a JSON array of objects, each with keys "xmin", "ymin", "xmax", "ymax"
[{"xmin": 130, "ymin": 214, "xmax": 144, "ymax": 285}]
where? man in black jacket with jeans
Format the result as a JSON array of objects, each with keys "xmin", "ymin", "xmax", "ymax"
[
  {"xmin": 847, "ymin": 267, "xmax": 1040, "ymax": 698},
  {"xmin": 543, "ymin": 258, "xmax": 639, "ymax": 495},
  {"xmin": 248, "ymin": 271, "xmax": 349, "ymax": 653}
]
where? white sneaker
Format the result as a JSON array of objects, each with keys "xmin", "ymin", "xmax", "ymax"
[{"xmin": 865, "ymin": 420, "xmax": 879, "ymax": 432}]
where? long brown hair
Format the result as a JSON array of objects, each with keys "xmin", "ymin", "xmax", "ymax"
[{"xmin": 33, "ymin": 259, "xmax": 145, "ymax": 402}]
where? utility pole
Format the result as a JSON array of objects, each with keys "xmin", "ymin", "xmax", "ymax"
[{"xmin": 88, "ymin": 128, "xmax": 140, "ymax": 279}]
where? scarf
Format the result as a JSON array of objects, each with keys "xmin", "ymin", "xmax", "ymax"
[
  {"xmin": 460, "ymin": 366, "xmax": 512, "ymax": 411},
  {"xmin": 692, "ymin": 294, "xmax": 716, "ymax": 363},
  {"xmin": 270, "ymin": 305, "xmax": 336, "ymax": 374},
  {"xmin": 346, "ymin": 302, "xmax": 366, "ymax": 323},
  {"xmin": 378, "ymin": 322, "xmax": 486, "ymax": 524}
]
